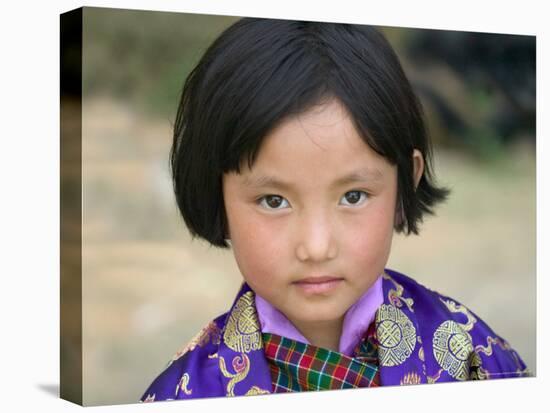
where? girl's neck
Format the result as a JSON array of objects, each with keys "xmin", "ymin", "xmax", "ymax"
[{"xmin": 290, "ymin": 317, "xmax": 344, "ymax": 352}]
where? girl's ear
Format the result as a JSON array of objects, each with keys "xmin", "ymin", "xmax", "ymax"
[
  {"xmin": 412, "ymin": 149, "xmax": 425, "ymax": 190},
  {"xmin": 395, "ymin": 149, "xmax": 425, "ymax": 227}
]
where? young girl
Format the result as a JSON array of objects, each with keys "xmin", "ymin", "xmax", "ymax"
[{"xmin": 141, "ymin": 18, "xmax": 529, "ymax": 402}]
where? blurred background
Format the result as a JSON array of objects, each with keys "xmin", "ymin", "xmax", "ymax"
[{"xmin": 76, "ymin": 7, "xmax": 535, "ymax": 406}]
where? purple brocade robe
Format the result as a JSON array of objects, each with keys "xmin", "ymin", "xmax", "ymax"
[{"xmin": 140, "ymin": 269, "xmax": 529, "ymax": 402}]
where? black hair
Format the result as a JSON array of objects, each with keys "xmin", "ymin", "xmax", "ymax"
[{"xmin": 171, "ymin": 18, "xmax": 450, "ymax": 248}]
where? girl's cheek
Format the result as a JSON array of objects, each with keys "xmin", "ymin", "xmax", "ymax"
[
  {"xmin": 233, "ymin": 215, "xmax": 288, "ymax": 271},
  {"xmin": 345, "ymin": 211, "xmax": 394, "ymax": 261}
]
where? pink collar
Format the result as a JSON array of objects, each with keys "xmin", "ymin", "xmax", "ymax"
[{"xmin": 255, "ymin": 275, "xmax": 383, "ymax": 356}]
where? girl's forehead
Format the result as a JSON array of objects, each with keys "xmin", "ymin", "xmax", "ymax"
[
  {"xmin": 230, "ymin": 100, "xmax": 396, "ymax": 190},
  {"xmin": 274, "ymin": 99, "xmax": 355, "ymax": 140},
  {"xmin": 249, "ymin": 100, "xmax": 394, "ymax": 175}
]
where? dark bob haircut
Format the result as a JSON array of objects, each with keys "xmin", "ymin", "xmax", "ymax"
[{"xmin": 171, "ymin": 18, "xmax": 450, "ymax": 248}]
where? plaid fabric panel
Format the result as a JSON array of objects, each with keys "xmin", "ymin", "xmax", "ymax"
[{"xmin": 263, "ymin": 323, "xmax": 380, "ymax": 393}]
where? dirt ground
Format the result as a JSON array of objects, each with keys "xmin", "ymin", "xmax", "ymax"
[{"xmin": 78, "ymin": 97, "xmax": 536, "ymax": 406}]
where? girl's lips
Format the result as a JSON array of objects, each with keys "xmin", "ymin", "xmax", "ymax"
[
  {"xmin": 295, "ymin": 275, "xmax": 342, "ymax": 284},
  {"xmin": 293, "ymin": 276, "xmax": 343, "ymax": 294}
]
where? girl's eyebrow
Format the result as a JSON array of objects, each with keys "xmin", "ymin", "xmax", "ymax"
[
  {"xmin": 333, "ymin": 168, "xmax": 383, "ymax": 187},
  {"xmin": 243, "ymin": 168, "xmax": 383, "ymax": 190},
  {"xmin": 243, "ymin": 175, "xmax": 292, "ymax": 190}
]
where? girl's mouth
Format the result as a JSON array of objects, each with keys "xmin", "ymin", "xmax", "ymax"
[{"xmin": 293, "ymin": 276, "xmax": 343, "ymax": 294}]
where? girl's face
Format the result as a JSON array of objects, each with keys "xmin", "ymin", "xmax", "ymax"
[{"xmin": 223, "ymin": 99, "xmax": 398, "ymax": 335}]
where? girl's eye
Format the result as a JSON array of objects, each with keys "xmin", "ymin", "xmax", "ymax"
[
  {"xmin": 340, "ymin": 190, "xmax": 368, "ymax": 206},
  {"xmin": 258, "ymin": 195, "xmax": 290, "ymax": 210}
]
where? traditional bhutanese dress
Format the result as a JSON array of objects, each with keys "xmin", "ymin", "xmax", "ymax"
[{"xmin": 140, "ymin": 269, "xmax": 529, "ymax": 402}]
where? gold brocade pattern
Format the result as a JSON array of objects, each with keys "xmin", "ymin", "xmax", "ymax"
[
  {"xmin": 376, "ymin": 304, "xmax": 417, "ymax": 366},
  {"xmin": 383, "ymin": 272, "xmax": 414, "ymax": 311},
  {"xmin": 433, "ymin": 320, "xmax": 473, "ymax": 380},
  {"xmin": 223, "ymin": 291, "xmax": 262, "ymax": 353},
  {"xmin": 417, "ymin": 334, "xmax": 428, "ymax": 378},
  {"xmin": 143, "ymin": 394, "xmax": 155, "ymax": 402},
  {"xmin": 245, "ymin": 386, "xmax": 271, "ymax": 396},
  {"xmin": 171, "ymin": 321, "xmax": 222, "ymax": 362},
  {"xmin": 219, "ymin": 354, "xmax": 251, "ymax": 397},
  {"xmin": 440, "ymin": 299, "xmax": 477, "ymax": 331},
  {"xmin": 426, "ymin": 369, "xmax": 444, "ymax": 384},
  {"xmin": 400, "ymin": 372, "xmax": 422, "ymax": 385},
  {"xmin": 469, "ymin": 352, "xmax": 487, "ymax": 380},
  {"xmin": 475, "ymin": 336, "xmax": 529, "ymax": 376},
  {"xmin": 175, "ymin": 372, "xmax": 192, "ymax": 396},
  {"xmin": 475, "ymin": 336, "xmax": 512, "ymax": 357}
]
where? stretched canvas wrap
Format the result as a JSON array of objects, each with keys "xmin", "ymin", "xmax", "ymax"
[{"xmin": 60, "ymin": 6, "xmax": 535, "ymax": 406}]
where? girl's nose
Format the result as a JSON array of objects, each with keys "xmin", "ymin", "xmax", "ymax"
[{"xmin": 295, "ymin": 210, "xmax": 338, "ymax": 262}]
